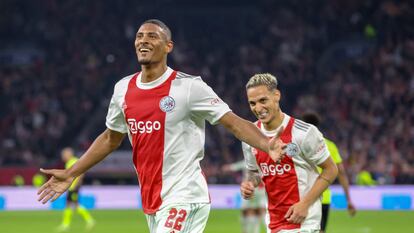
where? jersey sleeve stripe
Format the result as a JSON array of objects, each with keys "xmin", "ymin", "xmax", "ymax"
[
  {"xmin": 293, "ymin": 124, "xmax": 308, "ymax": 132},
  {"xmin": 176, "ymin": 72, "xmax": 198, "ymax": 79},
  {"xmin": 295, "ymin": 120, "xmax": 311, "ymax": 129}
]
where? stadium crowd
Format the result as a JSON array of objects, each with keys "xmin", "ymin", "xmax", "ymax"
[{"xmin": 1, "ymin": 0, "xmax": 413, "ymax": 184}]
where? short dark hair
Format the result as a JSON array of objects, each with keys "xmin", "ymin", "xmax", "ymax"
[
  {"xmin": 142, "ymin": 19, "xmax": 172, "ymax": 41},
  {"xmin": 302, "ymin": 112, "xmax": 320, "ymax": 127}
]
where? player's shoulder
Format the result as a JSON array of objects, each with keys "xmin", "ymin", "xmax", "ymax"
[
  {"xmin": 115, "ymin": 73, "xmax": 136, "ymax": 86},
  {"xmin": 175, "ymin": 71, "xmax": 201, "ymax": 80},
  {"xmin": 292, "ymin": 118, "xmax": 321, "ymax": 140},
  {"xmin": 113, "ymin": 73, "xmax": 136, "ymax": 92},
  {"xmin": 175, "ymin": 71, "xmax": 214, "ymax": 93},
  {"xmin": 293, "ymin": 118, "xmax": 313, "ymax": 133}
]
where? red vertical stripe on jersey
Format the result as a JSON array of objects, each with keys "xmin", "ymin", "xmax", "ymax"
[
  {"xmin": 256, "ymin": 118, "xmax": 301, "ymax": 232},
  {"xmin": 124, "ymin": 71, "xmax": 177, "ymax": 214}
]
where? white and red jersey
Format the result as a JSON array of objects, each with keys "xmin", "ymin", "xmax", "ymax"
[
  {"xmin": 106, "ymin": 67, "xmax": 231, "ymax": 214},
  {"xmin": 242, "ymin": 113, "xmax": 330, "ymax": 232}
]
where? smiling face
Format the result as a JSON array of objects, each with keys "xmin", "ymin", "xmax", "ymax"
[
  {"xmin": 247, "ymin": 85, "xmax": 281, "ymax": 128},
  {"xmin": 134, "ymin": 23, "xmax": 173, "ymax": 65}
]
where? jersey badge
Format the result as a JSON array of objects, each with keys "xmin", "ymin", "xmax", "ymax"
[
  {"xmin": 159, "ymin": 96, "xmax": 175, "ymax": 112},
  {"xmin": 286, "ymin": 143, "xmax": 300, "ymax": 157}
]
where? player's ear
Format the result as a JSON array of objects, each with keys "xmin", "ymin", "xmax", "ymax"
[
  {"xmin": 274, "ymin": 89, "xmax": 281, "ymax": 102},
  {"xmin": 166, "ymin": 40, "xmax": 174, "ymax": 53}
]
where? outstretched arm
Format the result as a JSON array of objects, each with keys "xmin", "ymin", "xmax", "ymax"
[
  {"xmin": 37, "ymin": 128, "xmax": 125, "ymax": 203},
  {"xmin": 285, "ymin": 157, "xmax": 338, "ymax": 224},
  {"xmin": 219, "ymin": 112, "xmax": 286, "ymax": 162},
  {"xmin": 337, "ymin": 163, "xmax": 356, "ymax": 216}
]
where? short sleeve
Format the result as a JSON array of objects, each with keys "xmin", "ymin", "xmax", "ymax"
[
  {"xmin": 242, "ymin": 142, "xmax": 259, "ymax": 171},
  {"xmin": 301, "ymin": 126, "xmax": 330, "ymax": 165},
  {"xmin": 188, "ymin": 78, "xmax": 231, "ymax": 125},
  {"xmin": 105, "ymin": 84, "xmax": 128, "ymax": 134}
]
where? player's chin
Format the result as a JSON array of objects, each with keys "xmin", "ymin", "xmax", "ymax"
[
  {"xmin": 137, "ymin": 58, "xmax": 151, "ymax": 65},
  {"xmin": 258, "ymin": 117, "xmax": 270, "ymax": 124}
]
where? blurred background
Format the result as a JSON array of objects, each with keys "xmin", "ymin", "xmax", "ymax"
[{"xmin": 0, "ymin": 0, "xmax": 413, "ymax": 232}]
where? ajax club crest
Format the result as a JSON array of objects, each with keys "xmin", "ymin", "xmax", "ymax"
[
  {"xmin": 159, "ymin": 96, "xmax": 175, "ymax": 112},
  {"xmin": 285, "ymin": 143, "xmax": 300, "ymax": 157}
]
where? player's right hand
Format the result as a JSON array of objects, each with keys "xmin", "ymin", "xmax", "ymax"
[
  {"xmin": 37, "ymin": 168, "xmax": 74, "ymax": 204},
  {"xmin": 240, "ymin": 181, "xmax": 255, "ymax": 199}
]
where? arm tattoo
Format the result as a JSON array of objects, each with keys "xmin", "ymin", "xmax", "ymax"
[{"xmin": 246, "ymin": 170, "xmax": 261, "ymax": 187}]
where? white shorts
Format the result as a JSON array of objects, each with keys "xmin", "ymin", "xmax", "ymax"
[
  {"xmin": 145, "ymin": 203, "xmax": 210, "ymax": 233},
  {"xmin": 241, "ymin": 187, "xmax": 267, "ymax": 209}
]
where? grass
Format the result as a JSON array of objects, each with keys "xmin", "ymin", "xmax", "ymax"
[{"xmin": 0, "ymin": 209, "xmax": 412, "ymax": 233}]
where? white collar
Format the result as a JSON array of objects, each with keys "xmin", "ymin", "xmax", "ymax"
[
  {"xmin": 260, "ymin": 113, "xmax": 290, "ymax": 137},
  {"xmin": 136, "ymin": 67, "xmax": 173, "ymax": 89}
]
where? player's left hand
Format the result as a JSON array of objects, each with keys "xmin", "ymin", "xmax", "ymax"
[
  {"xmin": 347, "ymin": 202, "xmax": 356, "ymax": 216},
  {"xmin": 284, "ymin": 201, "xmax": 309, "ymax": 224},
  {"xmin": 268, "ymin": 127, "xmax": 286, "ymax": 163}
]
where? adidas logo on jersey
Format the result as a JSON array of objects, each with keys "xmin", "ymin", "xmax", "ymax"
[
  {"xmin": 260, "ymin": 163, "xmax": 292, "ymax": 176},
  {"xmin": 127, "ymin": 118, "xmax": 161, "ymax": 134}
]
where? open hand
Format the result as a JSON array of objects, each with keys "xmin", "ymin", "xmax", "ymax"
[{"xmin": 37, "ymin": 168, "xmax": 74, "ymax": 204}]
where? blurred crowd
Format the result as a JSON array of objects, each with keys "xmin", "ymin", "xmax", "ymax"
[{"xmin": 0, "ymin": 0, "xmax": 413, "ymax": 185}]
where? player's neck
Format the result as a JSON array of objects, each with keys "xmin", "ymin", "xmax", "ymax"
[
  {"xmin": 263, "ymin": 110, "xmax": 284, "ymax": 131},
  {"xmin": 140, "ymin": 63, "xmax": 168, "ymax": 83}
]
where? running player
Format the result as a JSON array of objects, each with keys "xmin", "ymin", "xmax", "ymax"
[
  {"xmin": 302, "ymin": 113, "xmax": 356, "ymax": 233},
  {"xmin": 37, "ymin": 19, "xmax": 285, "ymax": 233},
  {"xmin": 240, "ymin": 73, "xmax": 338, "ymax": 233}
]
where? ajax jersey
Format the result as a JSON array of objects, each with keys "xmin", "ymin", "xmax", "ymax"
[
  {"xmin": 106, "ymin": 67, "xmax": 231, "ymax": 214},
  {"xmin": 242, "ymin": 114, "xmax": 330, "ymax": 232}
]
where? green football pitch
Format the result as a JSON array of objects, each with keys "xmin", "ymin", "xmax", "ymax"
[{"xmin": 0, "ymin": 209, "xmax": 412, "ymax": 233}]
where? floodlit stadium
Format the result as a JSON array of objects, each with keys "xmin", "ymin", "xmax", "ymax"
[{"xmin": 1, "ymin": 0, "xmax": 413, "ymax": 233}]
